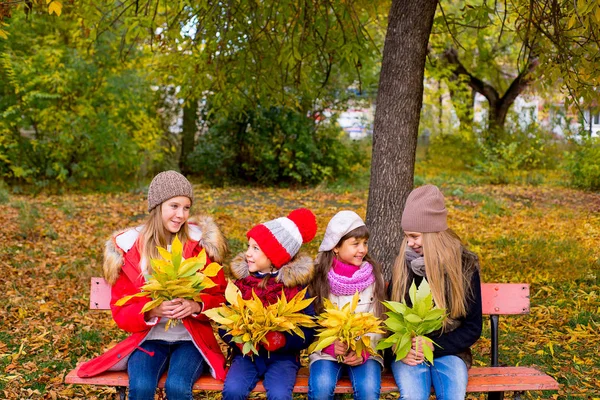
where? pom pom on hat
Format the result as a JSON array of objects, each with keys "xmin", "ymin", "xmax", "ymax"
[
  {"xmin": 147, "ymin": 171, "xmax": 194, "ymax": 212},
  {"xmin": 401, "ymin": 184, "xmax": 447, "ymax": 233},
  {"xmin": 319, "ymin": 210, "xmax": 366, "ymax": 252},
  {"xmin": 247, "ymin": 208, "xmax": 317, "ymax": 268}
]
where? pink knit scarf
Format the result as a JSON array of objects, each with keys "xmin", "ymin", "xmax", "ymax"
[{"xmin": 328, "ymin": 259, "xmax": 375, "ymax": 296}]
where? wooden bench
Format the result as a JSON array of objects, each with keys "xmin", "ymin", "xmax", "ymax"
[{"xmin": 65, "ymin": 279, "xmax": 559, "ymax": 399}]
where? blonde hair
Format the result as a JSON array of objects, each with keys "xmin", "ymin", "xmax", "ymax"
[
  {"xmin": 138, "ymin": 205, "xmax": 190, "ymax": 274},
  {"xmin": 309, "ymin": 225, "xmax": 386, "ymax": 317},
  {"xmin": 391, "ymin": 229, "xmax": 472, "ymax": 328}
]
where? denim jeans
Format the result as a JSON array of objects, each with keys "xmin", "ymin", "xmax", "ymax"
[
  {"xmin": 127, "ymin": 340, "xmax": 204, "ymax": 400},
  {"xmin": 308, "ymin": 359, "xmax": 382, "ymax": 400},
  {"xmin": 390, "ymin": 355, "xmax": 468, "ymax": 400},
  {"xmin": 222, "ymin": 355, "xmax": 300, "ymax": 400}
]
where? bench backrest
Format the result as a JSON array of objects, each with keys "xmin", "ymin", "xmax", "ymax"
[
  {"xmin": 88, "ymin": 278, "xmax": 529, "ymax": 367},
  {"xmin": 90, "ymin": 277, "xmax": 530, "ymax": 315}
]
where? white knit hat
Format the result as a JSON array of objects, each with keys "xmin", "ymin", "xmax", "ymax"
[{"xmin": 318, "ymin": 210, "xmax": 366, "ymax": 252}]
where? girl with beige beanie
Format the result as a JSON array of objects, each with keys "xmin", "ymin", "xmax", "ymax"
[
  {"xmin": 77, "ymin": 170, "xmax": 229, "ymax": 400},
  {"xmin": 388, "ymin": 184, "xmax": 482, "ymax": 400}
]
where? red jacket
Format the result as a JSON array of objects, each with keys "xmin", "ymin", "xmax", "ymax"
[{"xmin": 78, "ymin": 218, "xmax": 228, "ymax": 380}]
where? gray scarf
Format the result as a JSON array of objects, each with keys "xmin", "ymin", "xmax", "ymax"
[{"xmin": 406, "ymin": 247, "xmax": 426, "ymax": 277}]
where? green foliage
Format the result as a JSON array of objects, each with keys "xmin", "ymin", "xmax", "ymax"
[
  {"xmin": 425, "ymin": 131, "xmax": 481, "ymax": 170},
  {"xmin": 564, "ymin": 137, "xmax": 600, "ymax": 191},
  {"xmin": 377, "ymin": 280, "xmax": 445, "ymax": 364},
  {"xmin": 0, "ymin": 180, "xmax": 9, "ymax": 204},
  {"xmin": 0, "ymin": 6, "xmax": 166, "ymax": 190},
  {"xmin": 187, "ymin": 107, "xmax": 369, "ymax": 185}
]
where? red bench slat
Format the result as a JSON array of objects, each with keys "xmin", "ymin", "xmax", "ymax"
[{"xmin": 65, "ymin": 365, "xmax": 559, "ymax": 393}]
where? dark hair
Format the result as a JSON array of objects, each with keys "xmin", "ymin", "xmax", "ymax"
[{"xmin": 309, "ymin": 226, "xmax": 386, "ymax": 317}]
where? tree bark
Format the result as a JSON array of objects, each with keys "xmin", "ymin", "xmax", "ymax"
[
  {"xmin": 179, "ymin": 98, "xmax": 198, "ymax": 174},
  {"xmin": 366, "ymin": 0, "xmax": 438, "ymax": 277}
]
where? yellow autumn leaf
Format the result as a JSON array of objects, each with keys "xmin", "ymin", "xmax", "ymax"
[{"xmin": 48, "ymin": 1, "xmax": 62, "ymax": 16}]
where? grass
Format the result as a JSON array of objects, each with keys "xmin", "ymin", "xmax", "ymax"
[{"xmin": 0, "ymin": 166, "xmax": 598, "ymax": 399}]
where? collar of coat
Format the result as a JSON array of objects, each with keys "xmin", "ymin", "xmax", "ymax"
[
  {"xmin": 103, "ymin": 215, "xmax": 227, "ymax": 285},
  {"xmin": 228, "ymin": 251, "xmax": 314, "ymax": 288}
]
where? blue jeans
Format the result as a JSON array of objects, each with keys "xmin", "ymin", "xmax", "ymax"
[
  {"xmin": 223, "ymin": 355, "xmax": 300, "ymax": 400},
  {"xmin": 308, "ymin": 359, "xmax": 382, "ymax": 400},
  {"xmin": 390, "ymin": 355, "xmax": 468, "ymax": 400},
  {"xmin": 127, "ymin": 340, "xmax": 204, "ymax": 400}
]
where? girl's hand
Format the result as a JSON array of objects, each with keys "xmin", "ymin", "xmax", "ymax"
[
  {"xmin": 333, "ymin": 340, "xmax": 349, "ymax": 356},
  {"xmin": 144, "ymin": 299, "xmax": 201, "ymax": 321},
  {"xmin": 145, "ymin": 299, "xmax": 180, "ymax": 320},
  {"xmin": 342, "ymin": 350, "xmax": 364, "ymax": 366},
  {"xmin": 170, "ymin": 298, "xmax": 202, "ymax": 319},
  {"xmin": 400, "ymin": 336, "xmax": 429, "ymax": 366}
]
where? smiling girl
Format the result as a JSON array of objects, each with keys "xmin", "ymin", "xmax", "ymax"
[
  {"xmin": 388, "ymin": 184, "xmax": 482, "ymax": 400},
  {"xmin": 77, "ymin": 170, "xmax": 228, "ymax": 400},
  {"xmin": 307, "ymin": 210, "xmax": 386, "ymax": 400}
]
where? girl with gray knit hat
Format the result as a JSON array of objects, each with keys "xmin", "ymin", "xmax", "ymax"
[
  {"xmin": 77, "ymin": 170, "xmax": 229, "ymax": 400},
  {"xmin": 307, "ymin": 210, "xmax": 386, "ymax": 400},
  {"xmin": 388, "ymin": 184, "xmax": 482, "ymax": 400}
]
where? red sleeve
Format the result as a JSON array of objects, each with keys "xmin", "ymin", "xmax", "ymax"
[
  {"xmin": 189, "ymin": 246, "xmax": 226, "ymax": 322},
  {"xmin": 110, "ymin": 271, "xmax": 156, "ymax": 333},
  {"xmin": 192, "ymin": 266, "xmax": 226, "ymax": 322}
]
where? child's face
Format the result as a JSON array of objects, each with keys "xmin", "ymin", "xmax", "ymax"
[
  {"xmin": 334, "ymin": 236, "xmax": 368, "ymax": 267},
  {"xmin": 405, "ymin": 231, "xmax": 423, "ymax": 254},
  {"xmin": 246, "ymin": 238, "xmax": 273, "ymax": 273},
  {"xmin": 160, "ymin": 196, "xmax": 191, "ymax": 234}
]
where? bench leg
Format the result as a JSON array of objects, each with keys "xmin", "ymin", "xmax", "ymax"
[
  {"xmin": 488, "ymin": 392, "xmax": 504, "ymax": 400},
  {"xmin": 117, "ymin": 387, "xmax": 126, "ymax": 400},
  {"xmin": 513, "ymin": 391, "xmax": 524, "ymax": 400}
]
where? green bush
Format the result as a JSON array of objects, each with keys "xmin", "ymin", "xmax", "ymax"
[
  {"xmin": 186, "ymin": 107, "xmax": 369, "ymax": 185},
  {"xmin": 424, "ymin": 131, "xmax": 481, "ymax": 170},
  {"xmin": 564, "ymin": 137, "xmax": 600, "ymax": 190},
  {"xmin": 472, "ymin": 125, "xmax": 561, "ymax": 184}
]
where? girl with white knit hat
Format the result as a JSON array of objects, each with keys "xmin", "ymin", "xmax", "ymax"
[
  {"xmin": 307, "ymin": 210, "xmax": 386, "ymax": 400},
  {"xmin": 388, "ymin": 184, "xmax": 482, "ymax": 400}
]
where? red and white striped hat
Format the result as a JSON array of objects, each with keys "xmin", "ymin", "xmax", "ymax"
[{"xmin": 246, "ymin": 208, "xmax": 317, "ymax": 268}]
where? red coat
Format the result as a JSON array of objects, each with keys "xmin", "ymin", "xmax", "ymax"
[{"xmin": 78, "ymin": 221, "xmax": 227, "ymax": 380}]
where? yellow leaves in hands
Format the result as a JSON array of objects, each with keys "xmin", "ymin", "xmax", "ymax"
[
  {"xmin": 115, "ymin": 235, "xmax": 222, "ymax": 330},
  {"xmin": 47, "ymin": 1, "xmax": 62, "ymax": 16},
  {"xmin": 204, "ymin": 282, "xmax": 316, "ymax": 356},
  {"xmin": 308, "ymin": 292, "xmax": 384, "ymax": 361}
]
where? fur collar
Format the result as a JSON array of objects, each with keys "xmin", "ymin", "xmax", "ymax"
[
  {"xmin": 228, "ymin": 252, "xmax": 314, "ymax": 287},
  {"xmin": 103, "ymin": 215, "xmax": 227, "ymax": 285}
]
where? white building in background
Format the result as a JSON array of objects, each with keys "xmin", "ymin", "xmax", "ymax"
[{"xmin": 473, "ymin": 92, "xmax": 598, "ymax": 138}]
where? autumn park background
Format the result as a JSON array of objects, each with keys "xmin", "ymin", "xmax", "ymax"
[{"xmin": 1, "ymin": 0, "xmax": 600, "ymax": 399}]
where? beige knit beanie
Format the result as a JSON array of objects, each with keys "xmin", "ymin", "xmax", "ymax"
[
  {"xmin": 147, "ymin": 170, "xmax": 194, "ymax": 212},
  {"xmin": 401, "ymin": 184, "xmax": 447, "ymax": 233}
]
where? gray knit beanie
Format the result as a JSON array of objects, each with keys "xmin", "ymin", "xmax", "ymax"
[
  {"xmin": 147, "ymin": 170, "xmax": 194, "ymax": 212},
  {"xmin": 401, "ymin": 184, "xmax": 447, "ymax": 233}
]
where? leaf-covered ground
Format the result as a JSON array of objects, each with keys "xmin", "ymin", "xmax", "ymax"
[{"xmin": 0, "ymin": 181, "xmax": 598, "ymax": 399}]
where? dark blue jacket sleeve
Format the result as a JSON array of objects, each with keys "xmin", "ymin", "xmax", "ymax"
[{"xmin": 428, "ymin": 269, "xmax": 482, "ymax": 357}]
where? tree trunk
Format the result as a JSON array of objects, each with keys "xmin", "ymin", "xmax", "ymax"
[
  {"xmin": 366, "ymin": 0, "xmax": 438, "ymax": 276},
  {"xmin": 179, "ymin": 99, "xmax": 199, "ymax": 174}
]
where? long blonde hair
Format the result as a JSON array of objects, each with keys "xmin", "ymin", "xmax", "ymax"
[
  {"xmin": 138, "ymin": 205, "xmax": 190, "ymax": 273},
  {"xmin": 309, "ymin": 225, "xmax": 386, "ymax": 318},
  {"xmin": 391, "ymin": 229, "xmax": 474, "ymax": 326}
]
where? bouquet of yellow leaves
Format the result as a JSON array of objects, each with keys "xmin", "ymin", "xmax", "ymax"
[
  {"xmin": 115, "ymin": 235, "xmax": 222, "ymax": 330},
  {"xmin": 308, "ymin": 292, "xmax": 385, "ymax": 361},
  {"xmin": 204, "ymin": 281, "xmax": 317, "ymax": 356}
]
